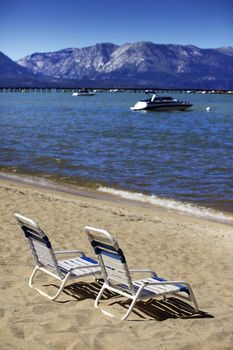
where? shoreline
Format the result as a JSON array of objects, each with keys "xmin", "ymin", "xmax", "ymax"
[
  {"xmin": 1, "ymin": 170, "xmax": 233, "ymax": 226},
  {"xmin": 1, "ymin": 177, "xmax": 233, "ymax": 349}
]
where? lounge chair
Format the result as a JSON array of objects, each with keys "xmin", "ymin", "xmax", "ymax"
[
  {"xmin": 15, "ymin": 213, "xmax": 100, "ymax": 300},
  {"xmin": 85, "ymin": 226, "xmax": 199, "ymax": 320}
]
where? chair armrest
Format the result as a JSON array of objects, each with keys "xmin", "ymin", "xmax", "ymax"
[
  {"xmin": 54, "ymin": 249, "xmax": 86, "ymax": 256},
  {"xmin": 129, "ymin": 269, "xmax": 157, "ymax": 277}
]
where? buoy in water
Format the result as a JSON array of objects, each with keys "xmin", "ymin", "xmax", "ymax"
[{"xmin": 206, "ymin": 107, "xmax": 210, "ymax": 112}]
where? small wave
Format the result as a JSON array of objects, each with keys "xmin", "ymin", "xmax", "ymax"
[
  {"xmin": 0, "ymin": 171, "xmax": 52, "ymax": 187},
  {"xmin": 98, "ymin": 186, "xmax": 233, "ymax": 224}
]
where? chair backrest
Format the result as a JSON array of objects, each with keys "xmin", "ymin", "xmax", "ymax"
[
  {"xmin": 15, "ymin": 213, "xmax": 61, "ymax": 276},
  {"xmin": 85, "ymin": 226, "xmax": 133, "ymax": 293}
]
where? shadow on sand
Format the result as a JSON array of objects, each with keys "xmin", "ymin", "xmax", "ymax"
[{"xmin": 49, "ymin": 280, "xmax": 213, "ymax": 321}]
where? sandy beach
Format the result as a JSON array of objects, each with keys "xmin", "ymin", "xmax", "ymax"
[{"xmin": 1, "ymin": 177, "xmax": 233, "ymax": 349}]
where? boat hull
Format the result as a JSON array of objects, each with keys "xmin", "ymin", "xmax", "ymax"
[{"xmin": 143, "ymin": 103, "xmax": 192, "ymax": 111}]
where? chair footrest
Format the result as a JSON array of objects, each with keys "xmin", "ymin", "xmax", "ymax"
[
  {"xmin": 132, "ymin": 277, "xmax": 188, "ymax": 298},
  {"xmin": 58, "ymin": 256, "xmax": 99, "ymax": 277}
]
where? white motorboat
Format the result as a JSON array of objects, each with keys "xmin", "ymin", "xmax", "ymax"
[
  {"xmin": 131, "ymin": 91, "xmax": 192, "ymax": 111},
  {"xmin": 72, "ymin": 89, "xmax": 95, "ymax": 96}
]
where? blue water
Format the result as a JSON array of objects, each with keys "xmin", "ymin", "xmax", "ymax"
[{"xmin": 0, "ymin": 91, "xmax": 233, "ymax": 215}]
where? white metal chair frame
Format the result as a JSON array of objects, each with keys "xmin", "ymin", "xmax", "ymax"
[
  {"xmin": 15, "ymin": 213, "xmax": 100, "ymax": 300},
  {"xmin": 85, "ymin": 226, "xmax": 199, "ymax": 320}
]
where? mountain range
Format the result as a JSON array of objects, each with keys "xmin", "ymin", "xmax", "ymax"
[{"xmin": 1, "ymin": 42, "xmax": 233, "ymax": 89}]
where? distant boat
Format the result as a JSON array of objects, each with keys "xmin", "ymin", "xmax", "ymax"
[
  {"xmin": 130, "ymin": 91, "xmax": 193, "ymax": 111},
  {"xmin": 72, "ymin": 89, "xmax": 95, "ymax": 96}
]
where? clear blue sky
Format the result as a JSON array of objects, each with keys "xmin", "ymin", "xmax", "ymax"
[{"xmin": 1, "ymin": 0, "xmax": 233, "ymax": 60}]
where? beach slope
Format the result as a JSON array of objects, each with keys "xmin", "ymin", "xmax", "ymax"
[{"xmin": 1, "ymin": 178, "xmax": 233, "ymax": 349}]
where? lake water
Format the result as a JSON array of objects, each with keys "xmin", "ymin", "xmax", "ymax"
[{"xmin": 0, "ymin": 91, "xmax": 233, "ymax": 222}]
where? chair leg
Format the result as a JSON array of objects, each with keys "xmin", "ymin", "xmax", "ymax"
[
  {"xmin": 29, "ymin": 266, "xmax": 70, "ymax": 301},
  {"xmin": 94, "ymin": 284, "xmax": 116, "ymax": 318},
  {"xmin": 94, "ymin": 283, "xmax": 106, "ymax": 308},
  {"xmin": 121, "ymin": 296, "xmax": 139, "ymax": 320},
  {"xmin": 29, "ymin": 266, "xmax": 40, "ymax": 288},
  {"xmin": 187, "ymin": 285, "xmax": 199, "ymax": 312}
]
